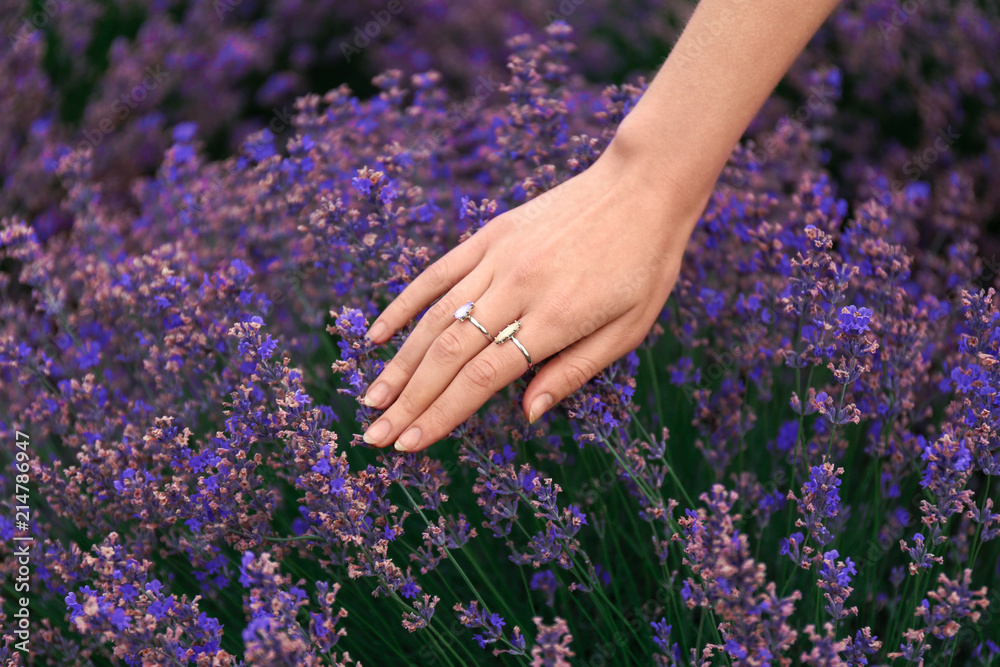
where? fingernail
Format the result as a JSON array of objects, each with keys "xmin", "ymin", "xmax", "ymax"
[
  {"xmin": 362, "ymin": 382, "xmax": 389, "ymax": 407},
  {"xmin": 366, "ymin": 321, "xmax": 387, "ymax": 342},
  {"xmin": 528, "ymin": 393, "xmax": 553, "ymax": 424},
  {"xmin": 362, "ymin": 419, "xmax": 391, "ymax": 445},
  {"xmin": 394, "ymin": 426, "xmax": 421, "ymax": 451}
]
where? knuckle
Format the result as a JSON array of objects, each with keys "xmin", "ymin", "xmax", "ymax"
[
  {"xmin": 544, "ymin": 292, "xmax": 578, "ymax": 328},
  {"xmin": 426, "ymin": 256, "xmax": 450, "ymax": 284},
  {"xmin": 427, "ymin": 298, "xmax": 454, "ymax": 323},
  {"xmin": 391, "ymin": 290, "xmax": 413, "ymax": 318},
  {"xmin": 430, "ymin": 329, "xmax": 466, "ymax": 365},
  {"xmin": 570, "ymin": 315, "xmax": 600, "ymax": 341},
  {"xmin": 385, "ymin": 350, "xmax": 413, "ymax": 377},
  {"xmin": 391, "ymin": 389, "xmax": 419, "ymax": 416},
  {"xmin": 421, "ymin": 401, "xmax": 451, "ymax": 435},
  {"xmin": 465, "ymin": 356, "xmax": 501, "ymax": 390},
  {"xmin": 562, "ymin": 357, "xmax": 597, "ymax": 390},
  {"xmin": 507, "ymin": 259, "xmax": 540, "ymax": 287}
]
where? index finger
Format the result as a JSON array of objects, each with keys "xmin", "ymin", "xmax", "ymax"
[{"xmin": 368, "ymin": 234, "xmax": 488, "ymax": 343}]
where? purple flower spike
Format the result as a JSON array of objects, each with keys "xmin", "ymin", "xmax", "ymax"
[{"xmin": 837, "ymin": 305, "xmax": 873, "ymax": 337}]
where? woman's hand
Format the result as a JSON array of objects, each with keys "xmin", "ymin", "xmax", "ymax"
[
  {"xmin": 360, "ymin": 136, "xmax": 709, "ymax": 453},
  {"xmin": 357, "ymin": 0, "xmax": 843, "ymax": 452}
]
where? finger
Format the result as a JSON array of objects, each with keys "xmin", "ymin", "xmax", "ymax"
[
  {"xmin": 391, "ymin": 312, "xmax": 568, "ymax": 452},
  {"xmin": 362, "ymin": 269, "xmax": 493, "ymax": 410},
  {"xmin": 521, "ymin": 322, "xmax": 643, "ymax": 424},
  {"xmin": 363, "ymin": 290, "xmax": 514, "ymax": 447},
  {"xmin": 367, "ymin": 235, "xmax": 489, "ymax": 344}
]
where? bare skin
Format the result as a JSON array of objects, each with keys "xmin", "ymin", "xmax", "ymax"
[{"xmin": 361, "ymin": 0, "xmax": 843, "ymax": 453}]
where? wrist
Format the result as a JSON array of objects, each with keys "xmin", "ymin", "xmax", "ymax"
[
  {"xmin": 608, "ymin": 108, "xmax": 722, "ymax": 198},
  {"xmin": 595, "ymin": 113, "xmax": 717, "ymax": 240}
]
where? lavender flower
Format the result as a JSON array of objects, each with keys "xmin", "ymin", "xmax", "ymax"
[
  {"xmin": 837, "ymin": 305, "xmax": 873, "ymax": 337},
  {"xmin": 2, "ymin": 6, "xmax": 1000, "ymax": 665},
  {"xmin": 817, "ymin": 549, "xmax": 858, "ymax": 620},
  {"xmin": 792, "ymin": 460, "xmax": 844, "ymax": 547},
  {"xmin": 529, "ymin": 616, "xmax": 574, "ymax": 667}
]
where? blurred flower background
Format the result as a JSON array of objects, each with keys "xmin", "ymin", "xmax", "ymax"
[{"xmin": 1, "ymin": 0, "xmax": 1000, "ymax": 664}]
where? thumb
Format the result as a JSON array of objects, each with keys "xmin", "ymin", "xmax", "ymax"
[{"xmin": 523, "ymin": 325, "xmax": 635, "ymax": 423}]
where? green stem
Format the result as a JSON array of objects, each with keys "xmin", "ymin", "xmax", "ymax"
[
  {"xmin": 825, "ymin": 383, "xmax": 850, "ymax": 462},
  {"xmin": 645, "ymin": 346, "xmax": 666, "ymax": 423},
  {"xmin": 358, "ymin": 545, "xmax": 467, "ymax": 667},
  {"xmin": 968, "ymin": 476, "xmax": 992, "ymax": 572},
  {"xmin": 599, "ymin": 433, "xmax": 728, "ymax": 663},
  {"xmin": 627, "ymin": 407, "xmax": 697, "ymax": 509},
  {"xmin": 397, "ymin": 485, "xmax": 530, "ymax": 661}
]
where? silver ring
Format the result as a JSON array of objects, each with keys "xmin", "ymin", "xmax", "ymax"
[
  {"xmin": 454, "ymin": 301, "xmax": 493, "ymax": 341},
  {"xmin": 494, "ymin": 320, "xmax": 532, "ymax": 367}
]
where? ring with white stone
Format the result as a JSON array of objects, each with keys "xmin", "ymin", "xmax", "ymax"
[
  {"xmin": 494, "ymin": 320, "xmax": 532, "ymax": 367},
  {"xmin": 454, "ymin": 301, "xmax": 493, "ymax": 341}
]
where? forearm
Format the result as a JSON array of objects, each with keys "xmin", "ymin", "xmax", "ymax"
[{"xmin": 607, "ymin": 0, "xmax": 841, "ymax": 216}]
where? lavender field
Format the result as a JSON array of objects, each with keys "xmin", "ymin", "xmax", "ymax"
[{"xmin": 2, "ymin": 0, "xmax": 1000, "ymax": 664}]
